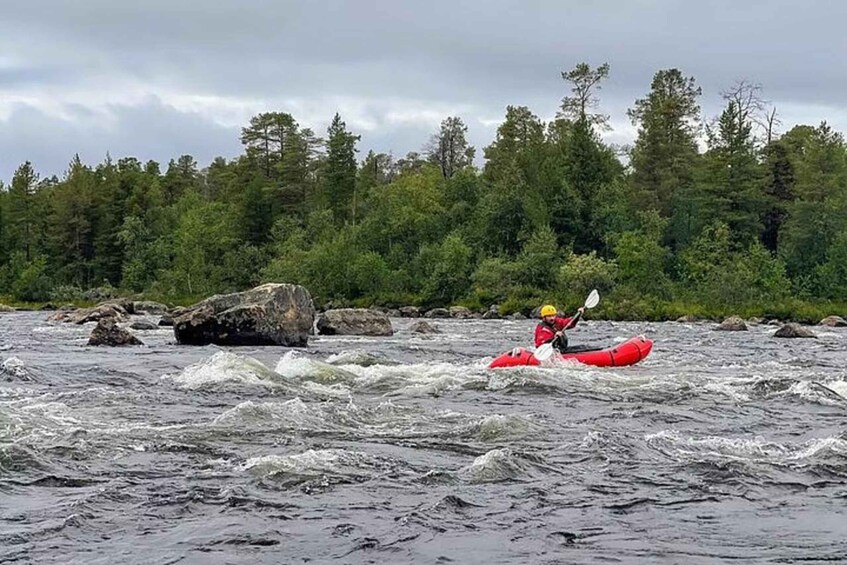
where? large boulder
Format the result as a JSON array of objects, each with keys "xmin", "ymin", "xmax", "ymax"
[
  {"xmin": 399, "ymin": 306, "xmax": 421, "ymax": 318},
  {"xmin": 774, "ymin": 323, "xmax": 817, "ymax": 339},
  {"xmin": 424, "ymin": 308, "xmax": 451, "ymax": 319},
  {"xmin": 132, "ymin": 301, "xmax": 168, "ymax": 315},
  {"xmin": 88, "ymin": 319, "xmax": 143, "ymax": 346},
  {"xmin": 173, "ymin": 283, "xmax": 315, "ymax": 346},
  {"xmin": 54, "ymin": 303, "xmax": 128, "ymax": 324},
  {"xmin": 820, "ymin": 315, "xmax": 847, "ymax": 328},
  {"xmin": 409, "ymin": 320, "xmax": 440, "ymax": 334},
  {"xmin": 316, "ymin": 308, "xmax": 393, "ymax": 336},
  {"xmin": 449, "ymin": 306, "xmax": 474, "ymax": 319},
  {"xmin": 715, "ymin": 316, "xmax": 748, "ymax": 331}
]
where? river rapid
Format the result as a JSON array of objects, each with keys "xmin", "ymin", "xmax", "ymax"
[{"xmin": 2, "ymin": 313, "xmax": 846, "ymax": 564}]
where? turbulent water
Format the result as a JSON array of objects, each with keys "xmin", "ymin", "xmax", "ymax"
[{"xmin": 2, "ymin": 313, "xmax": 847, "ymax": 564}]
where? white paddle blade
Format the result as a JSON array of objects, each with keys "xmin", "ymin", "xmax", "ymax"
[
  {"xmin": 584, "ymin": 289, "xmax": 600, "ymax": 309},
  {"xmin": 534, "ymin": 343, "xmax": 555, "ymax": 362}
]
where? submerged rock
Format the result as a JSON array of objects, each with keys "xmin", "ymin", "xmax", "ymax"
[
  {"xmin": 819, "ymin": 315, "xmax": 847, "ymax": 328},
  {"xmin": 424, "ymin": 308, "xmax": 450, "ymax": 319},
  {"xmin": 774, "ymin": 323, "xmax": 817, "ymax": 338},
  {"xmin": 715, "ymin": 316, "xmax": 748, "ymax": 331},
  {"xmin": 316, "ymin": 308, "xmax": 393, "ymax": 336},
  {"xmin": 409, "ymin": 320, "xmax": 440, "ymax": 334},
  {"xmin": 174, "ymin": 283, "xmax": 314, "ymax": 346},
  {"xmin": 130, "ymin": 320, "xmax": 159, "ymax": 331},
  {"xmin": 88, "ymin": 319, "xmax": 143, "ymax": 346}
]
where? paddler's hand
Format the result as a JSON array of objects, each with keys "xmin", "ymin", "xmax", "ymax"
[
  {"xmin": 555, "ymin": 330, "xmax": 564, "ymax": 337},
  {"xmin": 577, "ymin": 307, "xmax": 585, "ymax": 314}
]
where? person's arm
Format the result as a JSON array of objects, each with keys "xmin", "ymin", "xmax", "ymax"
[{"xmin": 563, "ymin": 307, "xmax": 586, "ymax": 330}]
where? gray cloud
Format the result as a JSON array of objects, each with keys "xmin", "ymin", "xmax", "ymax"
[{"xmin": 2, "ymin": 0, "xmax": 846, "ymax": 179}]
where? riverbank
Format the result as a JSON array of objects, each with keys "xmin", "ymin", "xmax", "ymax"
[{"xmin": 4, "ymin": 292, "xmax": 846, "ymax": 326}]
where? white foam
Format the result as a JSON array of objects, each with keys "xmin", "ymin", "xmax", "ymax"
[{"xmin": 164, "ymin": 350, "xmax": 279, "ymax": 389}]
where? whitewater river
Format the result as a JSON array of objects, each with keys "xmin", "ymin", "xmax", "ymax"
[{"xmin": 2, "ymin": 313, "xmax": 846, "ymax": 564}]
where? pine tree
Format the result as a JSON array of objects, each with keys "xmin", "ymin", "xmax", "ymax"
[
  {"xmin": 321, "ymin": 113, "xmax": 360, "ymax": 222},
  {"xmin": 628, "ymin": 69, "xmax": 702, "ymax": 222},
  {"xmin": 425, "ymin": 116, "xmax": 475, "ymax": 179}
]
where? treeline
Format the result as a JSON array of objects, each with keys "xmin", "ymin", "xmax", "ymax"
[{"xmin": 2, "ymin": 63, "xmax": 847, "ymax": 318}]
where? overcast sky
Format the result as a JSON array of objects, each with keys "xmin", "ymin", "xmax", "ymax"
[{"xmin": 2, "ymin": 0, "xmax": 846, "ymax": 181}]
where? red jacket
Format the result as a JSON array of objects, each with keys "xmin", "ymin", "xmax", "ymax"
[{"xmin": 534, "ymin": 314, "xmax": 576, "ymax": 347}]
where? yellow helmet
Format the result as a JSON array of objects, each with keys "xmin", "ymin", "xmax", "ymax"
[{"xmin": 540, "ymin": 305, "xmax": 557, "ymax": 318}]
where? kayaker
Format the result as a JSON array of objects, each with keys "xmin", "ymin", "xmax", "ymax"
[{"xmin": 535, "ymin": 304, "xmax": 585, "ymax": 353}]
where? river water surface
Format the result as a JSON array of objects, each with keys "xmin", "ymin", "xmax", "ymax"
[{"xmin": 2, "ymin": 313, "xmax": 847, "ymax": 564}]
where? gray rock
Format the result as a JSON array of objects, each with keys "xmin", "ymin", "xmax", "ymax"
[
  {"xmin": 482, "ymin": 304, "xmax": 501, "ymax": 320},
  {"xmin": 676, "ymin": 315, "xmax": 698, "ymax": 323},
  {"xmin": 173, "ymin": 283, "xmax": 315, "ymax": 346},
  {"xmin": 819, "ymin": 315, "xmax": 847, "ymax": 327},
  {"xmin": 399, "ymin": 306, "xmax": 421, "ymax": 318},
  {"xmin": 409, "ymin": 320, "xmax": 440, "ymax": 334},
  {"xmin": 747, "ymin": 317, "xmax": 765, "ymax": 325},
  {"xmin": 58, "ymin": 303, "xmax": 128, "ymax": 325},
  {"xmin": 88, "ymin": 319, "xmax": 143, "ymax": 346},
  {"xmin": 774, "ymin": 323, "xmax": 817, "ymax": 338},
  {"xmin": 0, "ymin": 304, "xmax": 15, "ymax": 313},
  {"xmin": 448, "ymin": 306, "xmax": 474, "ymax": 319},
  {"xmin": 508, "ymin": 312, "xmax": 527, "ymax": 320},
  {"xmin": 715, "ymin": 316, "xmax": 748, "ymax": 331},
  {"xmin": 316, "ymin": 308, "xmax": 393, "ymax": 336},
  {"xmin": 424, "ymin": 308, "xmax": 451, "ymax": 319},
  {"xmin": 387, "ymin": 309, "xmax": 402, "ymax": 318},
  {"xmin": 130, "ymin": 320, "xmax": 159, "ymax": 331},
  {"xmin": 97, "ymin": 298, "xmax": 135, "ymax": 315},
  {"xmin": 132, "ymin": 301, "xmax": 168, "ymax": 315},
  {"xmin": 767, "ymin": 319, "xmax": 783, "ymax": 326}
]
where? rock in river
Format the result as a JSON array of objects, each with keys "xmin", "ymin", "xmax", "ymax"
[
  {"xmin": 715, "ymin": 316, "xmax": 748, "ymax": 331},
  {"xmin": 409, "ymin": 321, "xmax": 440, "ymax": 334},
  {"xmin": 88, "ymin": 319, "xmax": 143, "ymax": 346},
  {"xmin": 316, "ymin": 308, "xmax": 393, "ymax": 336},
  {"xmin": 774, "ymin": 323, "xmax": 817, "ymax": 339},
  {"xmin": 130, "ymin": 320, "xmax": 159, "ymax": 331},
  {"xmin": 173, "ymin": 283, "xmax": 315, "ymax": 346},
  {"xmin": 819, "ymin": 315, "xmax": 847, "ymax": 327}
]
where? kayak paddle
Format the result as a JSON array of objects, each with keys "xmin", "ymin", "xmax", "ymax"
[{"xmin": 534, "ymin": 289, "xmax": 600, "ymax": 362}]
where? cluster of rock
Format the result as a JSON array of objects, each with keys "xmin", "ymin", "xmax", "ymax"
[
  {"xmin": 380, "ymin": 304, "xmax": 527, "ymax": 320},
  {"xmin": 46, "ymin": 298, "xmax": 173, "ymax": 346},
  {"xmin": 712, "ymin": 315, "xmax": 827, "ymax": 338}
]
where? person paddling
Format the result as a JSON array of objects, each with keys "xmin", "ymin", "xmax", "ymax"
[{"xmin": 535, "ymin": 304, "xmax": 585, "ymax": 353}]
